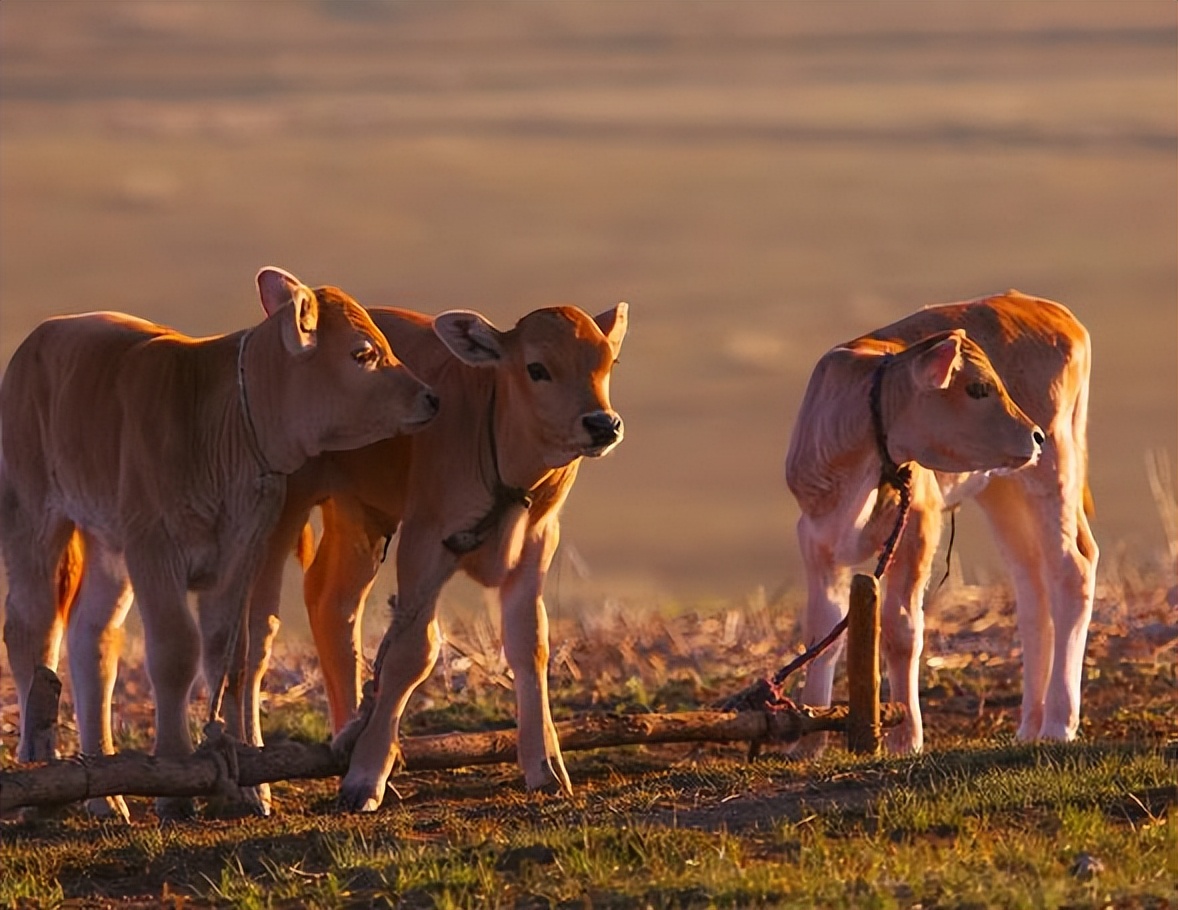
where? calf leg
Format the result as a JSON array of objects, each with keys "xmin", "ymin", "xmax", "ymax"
[
  {"xmin": 500, "ymin": 522, "xmax": 570, "ymax": 794},
  {"xmin": 984, "ymin": 427, "xmax": 1097, "ymax": 743},
  {"xmin": 879, "ymin": 507, "xmax": 940, "ymax": 755},
  {"xmin": 126, "ymin": 548, "xmax": 200, "ymax": 819},
  {"xmin": 337, "ymin": 525, "xmax": 455, "ymax": 812},
  {"xmin": 67, "ymin": 534, "xmax": 134, "ymax": 819},
  {"xmin": 234, "ymin": 467, "xmax": 325, "ymax": 753},
  {"xmin": 0, "ymin": 495, "xmax": 74, "ymax": 764},
  {"xmin": 1041, "ymin": 496, "xmax": 1098, "ymax": 741},
  {"xmin": 976, "ymin": 477, "xmax": 1053, "ymax": 740},
  {"xmin": 305, "ymin": 497, "xmax": 387, "ymax": 733},
  {"xmin": 196, "ymin": 486, "xmax": 286, "ymax": 817},
  {"xmin": 795, "ymin": 515, "xmax": 849, "ymax": 756},
  {"xmin": 198, "ymin": 579, "xmax": 272, "ymax": 818},
  {"xmin": 234, "ymin": 507, "xmax": 316, "ymax": 751}
]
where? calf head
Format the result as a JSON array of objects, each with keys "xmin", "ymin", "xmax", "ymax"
[
  {"xmin": 885, "ymin": 329, "xmax": 1043, "ymax": 474},
  {"xmin": 252, "ymin": 267, "xmax": 437, "ymax": 469},
  {"xmin": 433, "ymin": 303, "xmax": 628, "ymax": 469}
]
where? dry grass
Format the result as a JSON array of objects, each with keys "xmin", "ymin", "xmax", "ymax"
[
  {"xmin": 4, "ymin": 555, "xmax": 1173, "ymax": 769},
  {"xmin": 1, "ymin": 565, "xmax": 1176, "ymax": 908}
]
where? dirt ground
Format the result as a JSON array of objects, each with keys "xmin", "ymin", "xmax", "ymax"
[
  {"xmin": 1, "ymin": 0, "xmax": 1174, "ymax": 609},
  {"xmin": 1, "ymin": 554, "xmax": 1175, "ymax": 905},
  {"xmin": 3, "ymin": 563, "xmax": 1174, "ymax": 795}
]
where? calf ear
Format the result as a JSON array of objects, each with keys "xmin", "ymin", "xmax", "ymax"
[
  {"xmin": 912, "ymin": 330, "xmax": 964, "ymax": 390},
  {"xmin": 256, "ymin": 267, "xmax": 318, "ymax": 354},
  {"xmin": 595, "ymin": 302, "xmax": 628, "ymax": 360},
  {"xmin": 433, "ymin": 310, "xmax": 503, "ymax": 366}
]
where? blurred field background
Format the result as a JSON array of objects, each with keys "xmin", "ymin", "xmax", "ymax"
[{"xmin": 1, "ymin": 0, "xmax": 1174, "ymax": 620}]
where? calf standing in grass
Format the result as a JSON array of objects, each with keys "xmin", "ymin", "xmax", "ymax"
[
  {"xmin": 786, "ymin": 290, "xmax": 1097, "ymax": 753},
  {"xmin": 236, "ymin": 302, "xmax": 627, "ymax": 812},
  {"xmin": 0, "ymin": 268, "xmax": 438, "ymax": 819}
]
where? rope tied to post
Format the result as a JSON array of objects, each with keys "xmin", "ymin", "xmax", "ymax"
[
  {"xmin": 196, "ymin": 720, "xmax": 243, "ymax": 800},
  {"xmin": 719, "ymin": 353, "xmax": 912, "ymax": 718}
]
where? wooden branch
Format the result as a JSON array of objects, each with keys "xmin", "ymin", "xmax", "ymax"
[{"xmin": 0, "ymin": 703, "xmax": 905, "ymax": 813}]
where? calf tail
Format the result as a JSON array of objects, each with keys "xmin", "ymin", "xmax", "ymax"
[
  {"xmin": 1072, "ymin": 318, "xmax": 1095, "ymax": 521},
  {"xmin": 295, "ymin": 521, "xmax": 317, "ymax": 570},
  {"xmin": 1070, "ymin": 319, "xmax": 1099, "ymax": 567},
  {"xmin": 56, "ymin": 532, "xmax": 84, "ymax": 625}
]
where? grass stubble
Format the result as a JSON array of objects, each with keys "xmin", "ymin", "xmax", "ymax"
[{"xmin": 1, "ymin": 554, "xmax": 1175, "ymax": 909}]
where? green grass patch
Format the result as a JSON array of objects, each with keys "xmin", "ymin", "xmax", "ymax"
[
  {"xmin": 261, "ymin": 701, "xmax": 333, "ymax": 746},
  {"xmin": 3, "ymin": 741, "xmax": 1174, "ymax": 909}
]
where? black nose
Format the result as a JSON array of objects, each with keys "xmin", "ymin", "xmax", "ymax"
[
  {"xmin": 425, "ymin": 391, "xmax": 440, "ymax": 413},
  {"xmin": 1032, "ymin": 427, "xmax": 1045, "ymax": 448},
  {"xmin": 583, "ymin": 411, "xmax": 622, "ymax": 445}
]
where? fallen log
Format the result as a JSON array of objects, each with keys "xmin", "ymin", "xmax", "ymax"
[{"xmin": 0, "ymin": 703, "xmax": 905, "ymax": 813}]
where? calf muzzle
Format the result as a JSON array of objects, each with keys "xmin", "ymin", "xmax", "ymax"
[{"xmin": 582, "ymin": 411, "xmax": 624, "ymax": 448}]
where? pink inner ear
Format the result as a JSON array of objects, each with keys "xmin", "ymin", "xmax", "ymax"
[
  {"xmin": 925, "ymin": 337, "xmax": 961, "ymax": 389},
  {"xmin": 596, "ymin": 302, "xmax": 629, "ymax": 357},
  {"xmin": 257, "ymin": 268, "xmax": 300, "ymax": 316}
]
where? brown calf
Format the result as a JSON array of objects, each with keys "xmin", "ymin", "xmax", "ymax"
[
  {"xmin": 786, "ymin": 290, "xmax": 1096, "ymax": 753},
  {"xmin": 0, "ymin": 268, "xmax": 437, "ymax": 818},
  {"xmin": 235, "ymin": 302, "xmax": 626, "ymax": 811}
]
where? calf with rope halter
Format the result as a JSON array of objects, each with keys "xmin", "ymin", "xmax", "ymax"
[
  {"xmin": 765, "ymin": 291, "xmax": 1094, "ymax": 757},
  {"xmin": 0, "ymin": 268, "xmax": 439, "ymax": 820},
  {"xmin": 233, "ymin": 301, "xmax": 628, "ymax": 813}
]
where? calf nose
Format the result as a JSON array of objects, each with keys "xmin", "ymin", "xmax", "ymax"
[
  {"xmin": 583, "ymin": 411, "xmax": 623, "ymax": 446},
  {"xmin": 425, "ymin": 391, "xmax": 440, "ymax": 414}
]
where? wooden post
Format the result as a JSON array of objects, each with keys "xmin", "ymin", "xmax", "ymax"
[
  {"xmin": 26, "ymin": 666, "xmax": 64, "ymax": 762},
  {"xmin": 846, "ymin": 573, "xmax": 881, "ymax": 755}
]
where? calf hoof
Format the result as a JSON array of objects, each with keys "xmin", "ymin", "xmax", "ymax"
[
  {"xmin": 256, "ymin": 782, "xmax": 273, "ymax": 814},
  {"xmin": 1016, "ymin": 710, "xmax": 1044, "ymax": 742},
  {"xmin": 524, "ymin": 760, "xmax": 572, "ymax": 796},
  {"xmin": 338, "ymin": 776, "xmax": 385, "ymax": 813},
  {"xmin": 86, "ymin": 795, "xmax": 131, "ymax": 823},
  {"xmin": 155, "ymin": 796, "xmax": 197, "ymax": 822},
  {"xmin": 883, "ymin": 725, "xmax": 922, "ymax": 756},
  {"xmin": 1038, "ymin": 720, "xmax": 1078, "ymax": 742},
  {"xmin": 526, "ymin": 775, "xmax": 565, "ymax": 797}
]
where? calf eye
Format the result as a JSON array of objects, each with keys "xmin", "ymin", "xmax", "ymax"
[
  {"xmin": 352, "ymin": 341, "xmax": 380, "ymax": 369},
  {"xmin": 527, "ymin": 362, "xmax": 552, "ymax": 382},
  {"xmin": 965, "ymin": 381, "xmax": 991, "ymax": 400}
]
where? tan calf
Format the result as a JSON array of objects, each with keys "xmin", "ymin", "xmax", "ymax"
[
  {"xmin": 785, "ymin": 290, "xmax": 1097, "ymax": 754},
  {"xmin": 0, "ymin": 268, "xmax": 437, "ymax": 818},
  {"xmin": 236, "ymin": 302, "xmax": 626, "ymax": 811}
]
